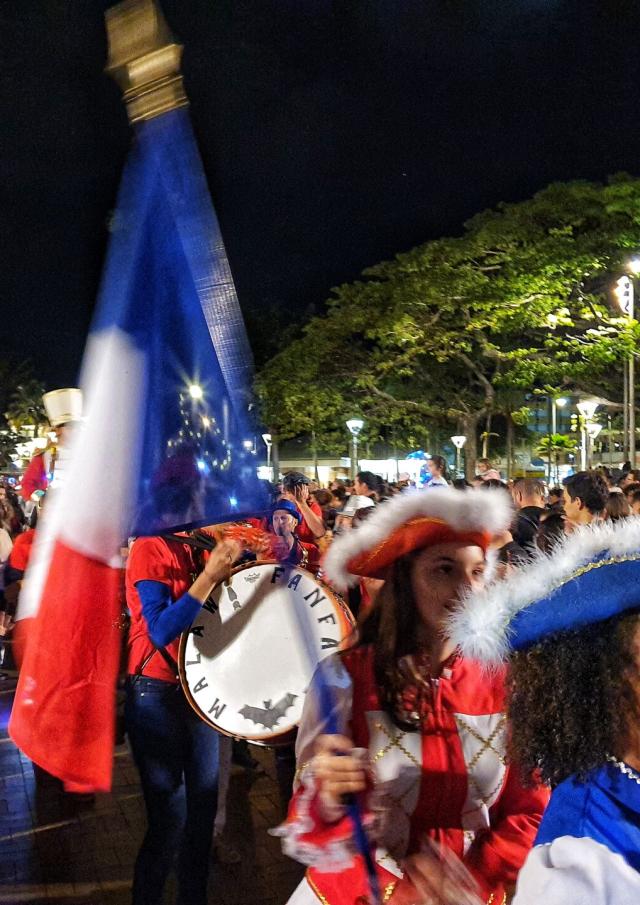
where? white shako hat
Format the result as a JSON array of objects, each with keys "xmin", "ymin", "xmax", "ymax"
[{"xmin": 43, "ymin": 388, "xmax": 83, "ymax": 427}]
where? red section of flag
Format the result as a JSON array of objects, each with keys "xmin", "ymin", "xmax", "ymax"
[{"xmin": 9, "ymin": 540, "xmax": 121, "ymax": 791}]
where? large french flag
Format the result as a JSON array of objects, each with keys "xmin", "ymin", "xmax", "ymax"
[{"xmin": 9, "ymin": 106, "xmax": 267, "ymax": 791}]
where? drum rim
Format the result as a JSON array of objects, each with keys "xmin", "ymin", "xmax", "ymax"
[{"xmin": 178, "ymin": 559, "xmax": 354, "ymax": 744}]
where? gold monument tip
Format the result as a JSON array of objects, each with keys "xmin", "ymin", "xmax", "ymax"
[{"xmin": 106, "ymin": 0, "xmax": 188, "ymax": 124}]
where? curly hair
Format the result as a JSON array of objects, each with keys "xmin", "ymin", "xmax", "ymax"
[{"xmin": 508, "ymin": 610, "xmax": 640, "ymax": 786}]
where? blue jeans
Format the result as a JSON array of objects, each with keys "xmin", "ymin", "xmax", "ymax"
[{"xmin": 125, "ymin": 677, "xmax": 220, "ymax": 905}]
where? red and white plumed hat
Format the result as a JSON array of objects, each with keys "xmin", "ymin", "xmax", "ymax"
[
  {"xmin": 323, "ymin": 487, "xmax": 512, "ymax": 589},
  {"xmin": 43, "ymin": 388, "xmax": 83, "ymax": 427}
]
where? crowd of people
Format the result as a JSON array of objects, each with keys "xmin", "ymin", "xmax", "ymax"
[{"xmin": 3, "ymin": 450, "xmax": 640, "ymax": 904}]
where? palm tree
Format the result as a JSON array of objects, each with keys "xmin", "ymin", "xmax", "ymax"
[
  {"xmin": 5, "ymin": 379, "xmax": 47, "ymax": 433},
  {"xmin": 536, "ymin": 434, "xmax": 578, "ymax": 483}
]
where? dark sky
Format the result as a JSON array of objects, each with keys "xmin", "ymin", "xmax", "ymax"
[{"xmin": 3, "ymin": 0, "xmax": 640, "ymax": 386}]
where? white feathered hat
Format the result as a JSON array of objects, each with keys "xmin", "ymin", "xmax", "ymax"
[
  {"xmin": 323, "ymin": 487, "xmax": 513, "ymax": 590},
  {"xmin": 447, "ymin": 517, "xmax": 640, "ymax": 665}
]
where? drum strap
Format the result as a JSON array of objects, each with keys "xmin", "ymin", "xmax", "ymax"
[{"xmin": 135, "ymin": 645, "xmax": 179, "ymax": 681}]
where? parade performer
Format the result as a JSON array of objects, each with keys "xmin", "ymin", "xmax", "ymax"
[
  {"xmin": 267, "ymin": 499, "xmax": 321, "ymax": 571},
  {"xmin": 449, "ymin": 517, "xmax": 640, "ymax": 903},
  {"xmin": 276, "ymin": 488, "xmax": 548, "ymax": 905},
  {"xmin": 20, "ymin": 388, "xmax": 82, "ymax": 501},
  {"xmin": 125, "ymin": 529, "xmax": 244, "ymax": 905}
]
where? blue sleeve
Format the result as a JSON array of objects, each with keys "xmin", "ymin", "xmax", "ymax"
[{"xmin": 136, "ymin": 580, "xmax": 203, "ymax": 647}]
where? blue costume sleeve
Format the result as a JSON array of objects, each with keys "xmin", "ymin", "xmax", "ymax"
[{"xmin": 136, "ymin": 580, "xmax": 202, "ymax": 648}]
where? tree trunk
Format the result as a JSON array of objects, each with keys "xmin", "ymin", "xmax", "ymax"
[
  {"xmin": 462, "ymin": 414, "xmax": 479, "ymax": 479},
  {"xmin": 506, "ymin": 412, "xmax": 514, "ymax": 480},
  {"xmin": 271, "ymin": 432, "xmax": 280, "ymax": 482},
  {"xmin": 311, "ymin": 429, "xmax": 319, "ymax": 482},
  {"xmin": 482, "ymin": 412, "xmax": 492, "ymax": 458}
]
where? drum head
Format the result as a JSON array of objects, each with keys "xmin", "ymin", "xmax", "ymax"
[{"xmin": 180, "ymin": 561, "xmax": 353, "ymax": 744}]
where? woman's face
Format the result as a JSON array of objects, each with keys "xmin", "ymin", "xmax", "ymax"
[{"xmin": 410, "ymin": 542, "xmax": 486, "ymax": 636}]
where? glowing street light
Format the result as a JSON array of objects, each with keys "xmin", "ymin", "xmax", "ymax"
[
  {"xmin": 576, "ymin": 400, "xmax": 599, "ymax": 470},
  {"xmin": 615, "ymin": 273, "xmax": 636, "ymax": 464},
  {"xmin": 450, "ymin": 435, "xmax": 467, "ymax": 477},
  {"xmin": 346, "ymin": 418, "xmax": 364, "ymax": 479},
  {"xmin": 188, "ymin": 383, "xmax": 204, "ymax": 400},
  {"xmin": 262, "ymin": 433, "xmax": 273, "ymax": 477}
]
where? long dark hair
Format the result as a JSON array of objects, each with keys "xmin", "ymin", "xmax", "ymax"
[{"xmin": 356, "ymin": 554, "xmax": 424, "ymax": 730}]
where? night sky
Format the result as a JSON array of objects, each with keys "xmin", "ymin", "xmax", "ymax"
[{"xmin": 3, "ymin": 0, "xmax": 640, "ymax": 387}]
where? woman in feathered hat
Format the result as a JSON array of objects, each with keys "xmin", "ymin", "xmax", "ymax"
[
  {"xmin": 277, "ymin": 488, "xmax": 549, "ymax": 905},
  {"xmin": 449, "ymin": 518, "xmax": 640, "ymax": 903}
]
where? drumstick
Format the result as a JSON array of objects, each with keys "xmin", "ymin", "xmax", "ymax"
[{"xmin": 291, "ymin": 586, "xmax": 382, "ymax": 905}]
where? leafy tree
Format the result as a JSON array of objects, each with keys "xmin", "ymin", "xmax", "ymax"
[
  {"xmin": 257, "ymin": 176, "xmax": 640, "ymax": 476},
  {"xmin": 6, "ymin": 377, "xmax": 48, "ymax": 432}
]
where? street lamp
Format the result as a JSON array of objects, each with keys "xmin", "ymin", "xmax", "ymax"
[
  {"xmin": 615, "ymin": 273, "xmax": 636, "ymax": 465},
  {"xmin": 544, "ymin": 397, "xmax": 569, "ymax": 483},
  {"xmin": 450, "ymin": 435, "xmax": 467, "ymax": 478},
  {"xmin": 346, "ymin": 419, "xmax": 364, "ymax": 479},
  {"xmin": 577, "ymin": 400, "xmax": 599, "ymax": 470},
  {"xmin": 261, "ymin": 433, "xmax": 272, "ymax": 478}
]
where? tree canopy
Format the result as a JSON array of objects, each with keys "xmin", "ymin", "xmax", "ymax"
[{"xmin": 256, "ymin": 175, "xmax": 640, "ymax": 474}]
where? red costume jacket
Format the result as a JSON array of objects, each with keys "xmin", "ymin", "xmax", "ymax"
[
  {"xmin": 277, "ymin": 645, "xmax": 549, "ymax": 905},
  {"xmin": 20, "ymin": 451, "xmax": 50, "ymax": 501}
]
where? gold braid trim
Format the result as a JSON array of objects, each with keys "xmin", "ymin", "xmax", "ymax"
[
  {"xmin": 306, "ymin": 872, "xmax": 330, "ymax": 905},
  {"xmin": 383, "ymin": 881, "xmax": 397, "ymax": 902},
  {"xmin": 486, "ymin": 893, "xmax": 507, "ymax": 905},
  {"xmin": 293, "ymin": 759, "xmax": 311, "ymax": 787}
]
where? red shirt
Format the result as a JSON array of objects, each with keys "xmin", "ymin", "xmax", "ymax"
[
  {"xmin": 297, "ymin": 499, "xmax": 323, "ymax": 545},
  {"xmin": 125, "ymin": 535, "xmax": 198, "ymax": 682},
  {"xmin": 9, "ymin": 529, "xmax": 35, "ymax": 572},
  {"xmin": 20, "ymin": 452, "xmax": 48, "ymax": 501}
]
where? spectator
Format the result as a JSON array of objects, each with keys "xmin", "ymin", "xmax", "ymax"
[
  {"xmin": 511, "ymin": 479, "xmax": 545, "ymax": 548},
  {"xmin": 629, "ymin": 489, "xmax": 640, "ymax": 515},
  {"xmin": 562, "ymin": 472, "xmax": 609, "ymax": 528},
  {"xmin": 622, "ymin": 481, "xmax": 640, "ymax": 500},
  {"xmin": 477, "ymin": 457, "xmax": 502, "ymax": 481},
  {"xmin": 279, "ymin": 472, "xmax": 325, "ymax": 543},
  {"xmin": 617, "ymin": 468, "xmax": 640, "ymax": 490},
  {"xmin": 546, "ymin": 486, "xmax": 564, "ymax": 510},
  {"xmin": 605, "ymin": 492, "xmax": 631, "ymax": 521},
  {"xmin": 353, "ymin": 471, "xmax": 380, "ymax": 501},
  {"xmin": 425, "ymin": 455, "xmax": 449, "ymax": 487},
  {"xmin": 536, "ymin": 511, "xmax": 567, "ymax": 554}
]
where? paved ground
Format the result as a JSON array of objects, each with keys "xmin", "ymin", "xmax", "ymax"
[{"xmin": 0, "ymin": 672, "xmax": 304, "ymax": 905}]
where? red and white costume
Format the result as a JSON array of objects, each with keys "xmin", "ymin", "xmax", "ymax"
[
  {"xmin": 276, "ymin": 487, "xmax": 549, "ymax": 905},
  {"xmin": 278, "ymin": 646, "xmax": 548, "ymax": 905}
]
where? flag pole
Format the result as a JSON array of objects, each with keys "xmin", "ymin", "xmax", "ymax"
[
  {"xmin": 105, "ymin": 0, "xmax": 188, "ymax": 125},
  {"xmin": 105, "ymin": 5, "xmax": 380, "ymax": 901}
]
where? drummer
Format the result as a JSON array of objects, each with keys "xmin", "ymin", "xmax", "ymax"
[
  {"xmin": 266, "ymin": 499, "xmax": 321, "ymax": 572},
  {"xmin": 124, "ymin": 529, "xmax": 245, "ymax": 905}
]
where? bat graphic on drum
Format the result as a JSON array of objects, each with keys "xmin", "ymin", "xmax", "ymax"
[
  {"xmin": 179, "ymin": 561, "xmax": 354, "ymax": 745},
  {"xmin": 239, "ymin": 693, "xmax": 297, "ymax": 730}
]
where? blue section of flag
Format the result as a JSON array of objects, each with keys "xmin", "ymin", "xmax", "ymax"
[{"xmin": 93, "ymin": 108, "xmax": 268, "ymax": 534}]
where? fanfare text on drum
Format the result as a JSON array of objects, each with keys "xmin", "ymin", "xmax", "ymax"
[{"xmin": 179, "ymin": 561, "xmax": 353, "ymax": 745}]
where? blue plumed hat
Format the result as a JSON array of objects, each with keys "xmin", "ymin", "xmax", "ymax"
[{"xmin": 448, "ymin": 518, "xmax": 640, "ymax": 664}]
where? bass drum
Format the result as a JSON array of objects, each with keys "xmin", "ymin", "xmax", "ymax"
[{"xmin": 179, "ymin": 561, "xmax": 354, "ymax": 746}]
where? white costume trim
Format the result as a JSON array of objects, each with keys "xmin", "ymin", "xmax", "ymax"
[
  {"xmin": 513, "ymin": 836, "xmax": 640, "ymax": 905},
  {"xmin": 323, "ymin": 488, "xmax": 513, "ymax": 590},
  {"xmin": 447, "ymin": 517, "xmax": 640, "ymax": 664}
]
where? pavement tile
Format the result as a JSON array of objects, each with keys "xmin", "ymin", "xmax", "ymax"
[{"xmin": 0, "ymin": 675, "xmax": 305, "ymax": 904}]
